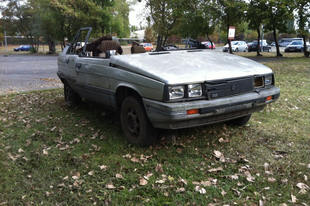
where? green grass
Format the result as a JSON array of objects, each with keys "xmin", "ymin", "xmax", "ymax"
[{"xmin": 0, "ymin": 57, "xmax": 310, "ymax": 205}]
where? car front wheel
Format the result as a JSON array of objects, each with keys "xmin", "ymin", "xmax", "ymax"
[
  {"xmin": 64, "ymin": 81, "xmax": 82, "ymax": 106},
  {"xmin": 121, "ymin": 95, "xmax": 157, "ymax": 147}
]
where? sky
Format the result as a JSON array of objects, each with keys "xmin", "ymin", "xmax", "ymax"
[{"xmin": 128, "ymin": 1, "xmax": 146, "ymax": 27}]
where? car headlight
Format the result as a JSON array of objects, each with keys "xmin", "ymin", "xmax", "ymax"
[
  {"xmin": 188, "ymin": 84, "xmax": 202, "ymax": 97},
  {"xmin": 265, "ymin": 75, "xmax": 273, "ymax": 86},
  {"xmin": 169, "ymin": 86, "xmax": 184, "ymax": 99}
]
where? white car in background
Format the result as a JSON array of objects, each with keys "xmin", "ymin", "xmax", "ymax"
[{"xmin": 223, "ymin": 41, "xmax": 248, "ymax": 52}]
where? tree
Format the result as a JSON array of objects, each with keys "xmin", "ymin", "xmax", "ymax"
[
  {"xmin": 177, "ymin": 0, "xmax": 220, "ymax": 49},
  {"xmin": 0, "ymin": 0, "xmax": 41, "ymax": 53},
  {"xmin": 264, "ymin": 0, "xmax": 293, "ymax": 57},
  {"xmin": 246, "ymin": 0, "xmax": 268, "ymax": 56},
  {"xmin": 110, "ymin": 0, "xmax": 131, "ymax": 38},
  {"xmin": 218, "ymin": 0, "xmax": 247, "ymax": 53},
  {"xmin": 145, "ymin": 0, "xmax": 186, "ymax": 50},
  {"xmin": 292, "ymin": 0, "xmax": 310, "ymax": 57}
]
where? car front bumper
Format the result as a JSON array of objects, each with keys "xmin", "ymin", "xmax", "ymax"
[{"xmin": 143, "ymin": 87, "xmax": 280, "ymax": 129}]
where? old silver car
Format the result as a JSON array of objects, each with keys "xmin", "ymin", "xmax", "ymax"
[{"xmin": 57, "ymin": 27, "xmax": 280, "ymax": 147}]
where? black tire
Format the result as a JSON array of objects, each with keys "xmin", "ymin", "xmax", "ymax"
[
  {"xmin": 227, "ymin": 114, "xmax": 252, "ymax": 126},
  {"xmin": 121, "ymin": 95, "xmax": 157, "ymax": 147},
  {"xmin": 235, "ymin": 48, "xmax": 239, "ymax": 52},
  {"xmin": 64, "ymin": 82, "xmax": 82, "ymax": 106},
  {"xmin": 244, "ymin": 48, "xmax": 248, "ymax": 52}
]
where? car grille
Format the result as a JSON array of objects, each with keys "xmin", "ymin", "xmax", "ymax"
[{"xmin": 205, "ymin": 77, "xmax": 254, "ymax": 99}]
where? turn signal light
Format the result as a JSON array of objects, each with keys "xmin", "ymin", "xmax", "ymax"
[
  {"xmin": 187, "ymin": 109, "xmax": 199, "ymax": 115},
  {"xmin": 266, "ymin": 96, "xmax": 273, "ymax": 101}
]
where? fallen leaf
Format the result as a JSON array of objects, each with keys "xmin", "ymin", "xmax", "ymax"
[
  {"xmin": 178, "ymin": 178, "xmax": 188, "ymax": 185},
  {"xmin": 176, "ymin": 148, "xmax": 182, "ymax": 154},
  {"xmin": 88, "ymin": 171, "xmax": 94, "ymax": 176},
  {"xmin": 213, "ymin": 150, "xmax": 223, "ymax": 159},
  {"xmin": 116, "ymin": 174, "xmax": 123, "ymax": 179},
  {"xmin": 18, "ymin": 148, "xmax": 24, "ymax": 153},
  {"xmin": 230, "ymin": 174, "xmax": 239, "ymax": 180},
  {"xmin": 291, "ymin": 194, "xmax": 297, "ymax": 203},
  {"xmin": 131, "ymin": 157, "xmax": 140, "ymax": 163},
  {"xmin": 155, "ymin": 164, "xmax": 164, "ymax": 173},
  {"xmin": 100, "ymin": 165, "xmax": 108, "ymax": 170},
  {"xmin": 123, "ymin": 154, "xmax": 131, "ymax": 159},
  {"xmin": 208, "ymin": 167, "xmax": 223, "ymax": 173},
  {"xmin": 195, "ymin": 186, "xmax": 206, "ymax": 194},
  {"xmin": 296, "ymin": 183, "xmax": 309, "ymax": 194},
  {"xmin": 168, "ymin": 175, "xmax": 174, "ymax": 181},
  {"xmin": 106, "ymin": 184, "xmax": 116, "ymax": 189},
  {"xmin": 155, "ymin": 180, "xmax": 165, "ymax": 184},
  {"xmin": 140, "ymin": 177, "xmax": 148, "ymax": 186},
  {"xmin": 176, "ymin": 188, "xmax": 186, "ymax": 192},
  {"xmin": 221, "ymin": 189, "xmax": 227, "ymax": 196},
  {"xmin": 57, "ymin": 183, "xmax": 65, "ymax": 188},
  {"xmin": 201, "ymin": 180, "xmax": 212, "ymax": 187},
  {"xmin": 268, "ymin": 177, "xmax": 276, "ymax": 183}
]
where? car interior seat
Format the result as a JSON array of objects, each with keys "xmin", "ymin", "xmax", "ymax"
[{"xmin": 131, "ymin": 41, "xmax": 146, "ymax": 54}]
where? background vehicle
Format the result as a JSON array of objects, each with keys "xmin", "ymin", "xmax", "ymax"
[
  {"xmin": 14, "ymin": 45, "xmax": 32, "ymax": 51},
  {"xmin": 201, "ymin": 41, "xmax": 216, "ymax": 49},
  {"xmin": 248, "ymin": 41, "xmax": 271, "ymax": 52},
  {"xmin": 222, "ymin": 41, "xmax": 247, "ymax": 52},
  {"xmin": 278, "ymin": 38, "xmax": 303, "ymax": 47},
  {"xmin": 139, "ymin": 43, "xmax": 154, "ymax": 52},
  {"xmin": 284, "ymin": 41, "xmax": 305, "ymax": 52},
  {"xmin": 163, "ymin": 44, "xmax": 179, "ymax": 50}
]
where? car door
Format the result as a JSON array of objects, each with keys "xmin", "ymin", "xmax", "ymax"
[
  {"xmin": 62, "ymin": 27, "xmax": 92, "ymax": 91},
  {"xmin": 75, "ymin": 57, "xmax": 112, "ymax": 107}
]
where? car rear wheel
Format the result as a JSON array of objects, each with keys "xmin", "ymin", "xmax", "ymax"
[
  {"xmin": 121, "ymin": 95, "xmax": 157, "ymax": 147},
  {"xmin": 235, "ymin": 48, "xmax": 239, "ymax": 52},
  {"xmin": 227, "ymin": 114, "xmax": 252, "ymax": 126},
  {"xmin": 64, "ymin": 81, "xmax": 82, "ymax": 106}
]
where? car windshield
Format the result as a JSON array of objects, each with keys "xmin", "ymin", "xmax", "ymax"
[{"xmin": 290, "ymin": 41, "xmax": 302, "ymax": 45}]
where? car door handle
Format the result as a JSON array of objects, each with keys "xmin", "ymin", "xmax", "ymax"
[
  {"xmin": 75, "ymin": 63, "xmax": 82, "ymax": 74},
  {"xmin": 75, "ymin": 63, "xmax": 82, "ymax": 68},
  {"xmin": 65, "ymin": 59, "xmax": 69, "ymax": 64}
]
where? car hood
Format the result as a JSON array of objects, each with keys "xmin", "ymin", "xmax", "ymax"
[{"xmin": 110, "ymin": 50, "xmax": 273, "ymax": 84}]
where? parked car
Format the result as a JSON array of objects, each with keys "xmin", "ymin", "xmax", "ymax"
[
  {"xmin": 163, "ymin": 44, "xmax": 179, "ymax": 50},
  {"xmin": 248, "ymin": 42, "xmax": 271, "ymax": 52},
  {"xmin": 57, "ymin": 27, "xmax": 280, "ymax": 147},
  {"xmin": 201, "ymin": 41, "xmax": 216, "ymax": 49},
  {"xmin": 284, "ymin": 41, "xmax": 306, "ymax": 52},
  {"xmin": 222, "ymin": 41, "xmax": 247, "ymax": 52},
  {"xmin": 139, "ymin": 43, "xmax": 154, "ymax": 52},
  {"xmin": 14, "ymin": 45, "xmax": 32, "ymax": 51},
  {"xmin": 270, "ymin": 42, "xmax": 276, "ymax": 46}
]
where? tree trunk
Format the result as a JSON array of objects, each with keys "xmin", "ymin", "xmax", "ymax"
[
  {"xmin": 206, "ymin": 33, "xmax": 214, "ymax": 50},
  {"xmin": 48, "ymin": 40, "xmax": 56, "ymax": 54},
  {"xmin": 273, "ymin": 24, "xmax": 282, "ymax": 57},
  {"xmin": 256, "ymin": 27, "xmax": 262, "ymax": 56},
  {"xmin": 227, "ymin": 24, "xmax": 233, "ymax": 54},
  {"xmin": 302, "ymin": 35, "xmax": 309, "ymax": 57},
  {"xmin": 155, "ymin": 35, "xmax": 163, "ymax": 51}
]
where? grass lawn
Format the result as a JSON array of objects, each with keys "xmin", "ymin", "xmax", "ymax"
[{"xmin": 0, "ymin": 55, "xmax": 309, "ymax": 205}]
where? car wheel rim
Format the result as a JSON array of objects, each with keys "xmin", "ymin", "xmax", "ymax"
[{"xmin": 126, "ymin": 108, "xmax": 140, "ymax": 137}]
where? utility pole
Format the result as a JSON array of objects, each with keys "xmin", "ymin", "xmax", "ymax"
[{"xmin": 4, "ymin": 29, "xmax": 8, "ymax": 52}]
